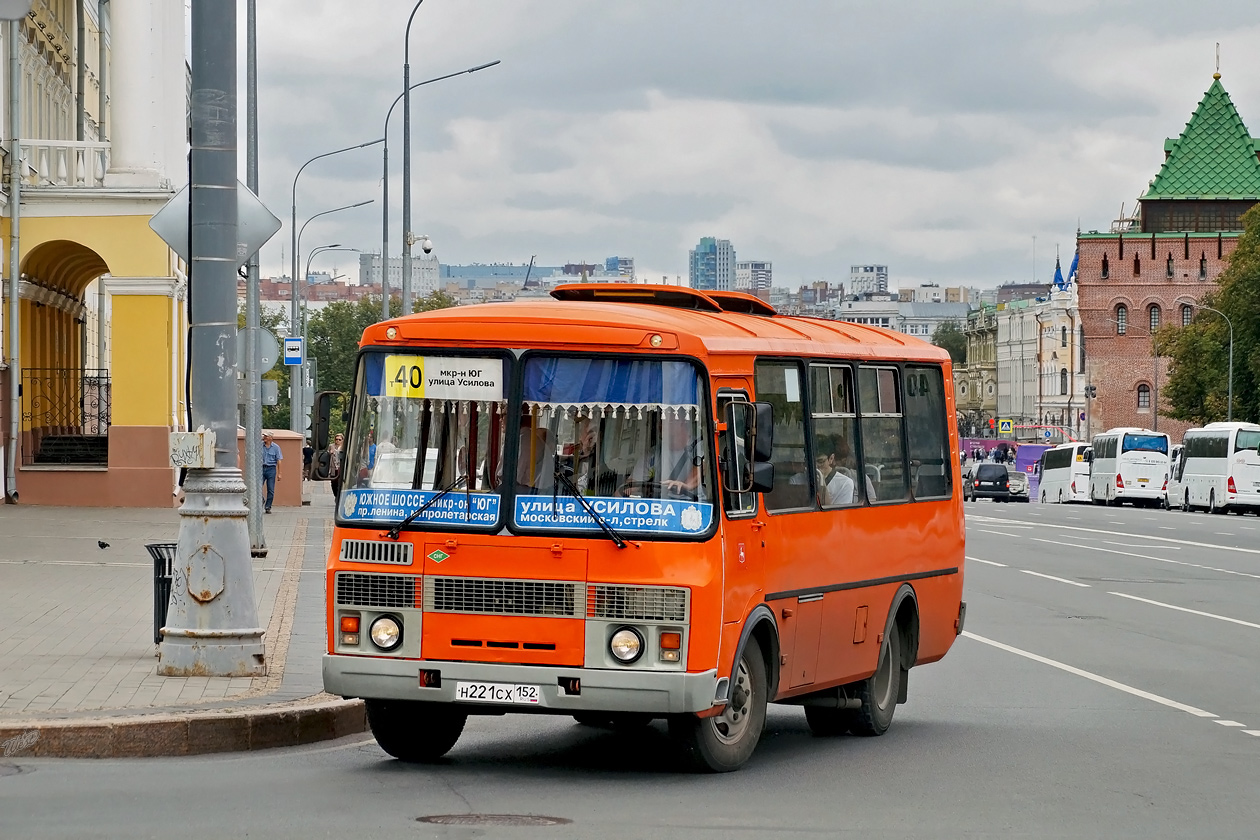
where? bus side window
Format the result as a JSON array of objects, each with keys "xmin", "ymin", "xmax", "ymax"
[
  {"xmin": 755, "ymin": 361, "xmax": 813, "ymax": 512},
  {"xmin": 904, "ymin": 365, "xmax": 951, "ymax": 500},
  {"xmin": 858, "ymin": 366, "xmax": 908, "ymax": 502},
  {"xmin": 809, "ymin": 364, "xmax": 863, "ymax": 507},
  {"xmin": 717, "ymin": 394, "xmax": 756, "ymax": 517}
]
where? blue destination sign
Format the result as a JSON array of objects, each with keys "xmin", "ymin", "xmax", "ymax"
[
  {"xmin": 340, "ymin": 488, "xmax": 500, "ymax": 525},
  {"xmin": 514, "ymin": 495, "xmax": 713, "ymax": 535}
]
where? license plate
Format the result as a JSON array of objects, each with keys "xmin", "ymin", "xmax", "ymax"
[
  {"xmin": 1138, "ymin": 478, "xmax": 1149, "ymax": 484},
  {"xmin": 454, "ymin": 681, "xmax": 541, "ymax": 705}
]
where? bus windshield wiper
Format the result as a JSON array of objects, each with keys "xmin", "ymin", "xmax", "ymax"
[
  {"xmin": 553, "ymin": 466, "xmax": 627, "ymax": 549},
  {"xmin": 384, "ymin": 475, "xmax": 467, "ymax": 541}
]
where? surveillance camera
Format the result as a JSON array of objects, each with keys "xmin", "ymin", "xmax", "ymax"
[{"xmin": 420, "ymin": 235, "xmax": 433, "ymax": 255}]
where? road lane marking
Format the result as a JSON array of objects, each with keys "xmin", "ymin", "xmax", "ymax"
[
  {"xmin": 1104, "ymin": 541, "xmax": 1181, "ymax": 550},
  {"xmin": 1244, "ymin": 730, "xmax": 1260, "ymax": 736},
  {"xmin": 1031, "ymin": 538, "xmax": 1260, "ymax": 581},
  {"xmin": 1108, "ymin": 592, "xmax": 1260, "ymax": 630},
  {"xmin": 1021, "ymin": 569, "xmax": 1090, "ymax": 587},
  {"xmin": 961, "ymin": 631, "xmax": 1216, "ymax": 718},
  {"xmin": 967, "ymin": 556, "xmax": 1008, "ymax": 567},
  {"xmin": 1214, "ymin": 720, "xmax": 1246, "ymax": 727},
  {"xmin": 973, "ymin": 528, "xmax": 1034, "ymax": 538},
  {"xmin": 1159, "ymin": 526, "xmax": 1177, "ymax": 530},
  {"xmin": 968, "ymin": 515, "xmax": 1260, "ymax": 556}
]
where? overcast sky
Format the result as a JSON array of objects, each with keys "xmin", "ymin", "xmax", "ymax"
[{"xmin": 243, "ymin": 0, "xmax": 1260, "ymax": 290}]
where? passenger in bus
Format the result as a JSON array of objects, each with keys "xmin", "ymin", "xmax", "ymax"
[
  {"xmin": 834, "ymin": 435, "xmax": 876, "ymax": 502},
  {"xmin": 620, "ymin": 415, "xmax": 707, "ymax": 500},
  {"xmin": 817, "ymin": 437, "xmax": 856, "ymax": 506},
  {"xmin": 572, "ymin": 417, "xmax": 617, "ymax": 496},
  {"xmin": 515, "ymin": 423, "xmax": 555, "ymax": 494}
]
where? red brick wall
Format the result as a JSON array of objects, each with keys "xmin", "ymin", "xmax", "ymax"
[{"xmin": 1077, "ymin": 233, "xmax": 1237, "ymax": 443}]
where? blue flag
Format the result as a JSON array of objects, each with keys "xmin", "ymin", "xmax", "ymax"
[
  {"xmin": 1067, "ymin": 249, "xmax": 1079, "ymax": 285},
  {"xmin": 1052, "ymin": 257, "xmax": 1064, "ymax": 288}
]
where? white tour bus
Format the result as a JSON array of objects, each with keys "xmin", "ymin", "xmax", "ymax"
[
  {"xmin": 1037, "ymin": 442, "xmax": 1092, "ymax": 504},
  {"xmin": 1087, "ymin": 427, "xmax": 1170, "ymax": 507},
  {"xmin": 1163, "ymin": 444, "xmax": 1185, "ymax": 510},
  {"xmin": 1175, "ymin": 422, "xmax": 1260, "ymax": 514}
]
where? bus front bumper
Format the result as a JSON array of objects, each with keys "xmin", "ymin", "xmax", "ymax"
[{"xmin": 323, "ymin": 654, "xmax": 720, "ymax": 715}]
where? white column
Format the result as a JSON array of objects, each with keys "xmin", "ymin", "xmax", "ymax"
[{"xmin": 106, "ymin": 0, "xmax": 185, "ymax": 188}]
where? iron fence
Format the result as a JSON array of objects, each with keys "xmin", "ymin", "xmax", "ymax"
[{"xmin": 20, "ymin": 368, "xmax": 111, "ymax": 466}]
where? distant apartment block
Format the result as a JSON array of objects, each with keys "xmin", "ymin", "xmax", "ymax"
[
  {"xmin": 735, "ymin": 260, "xmax": 772, "ymax": 292},
  {"xmin": 689, "ymin": 237, "xmax": 736, "ymax": 291},
  {"xmin": 849, "ymin": 264, "xmax": 889, "ymax": 295},
  {"xmin": 604, "ymin": 256, "xmax": 636, "ymax": 279},
  {"xmin": 359, "ymin": 253, "xmax": 439, "ymax": 295}
]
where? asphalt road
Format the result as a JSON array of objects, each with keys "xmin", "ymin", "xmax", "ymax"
[{"xmin": 3, "ymin": 501, "xmax": 1258, "ymax": 839}]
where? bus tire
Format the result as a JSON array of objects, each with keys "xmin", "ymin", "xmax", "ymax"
[
  {"xmin": 670, "ymin": 637, "xmax": 767, "ymax": 772},
  {"xmin": 366, "ymin": 699, "xmax": 467, "ymax": 763},
  {"xmin": 1058, "ymin": 490, "xmax": 1064, "ymax": 504},
  {"xmin": 1040, "ymin": 490, "xmax": 1047, "ymax": 504},
  {"xmin": 1210, "ymin": 490, "xmax": 1224, "ymax": 514},
  {"xmin": 850, "ymin": 626, "xmax": 901, "ymax": 737},
  {"xmin": 1183, "ymin": 491, "xmax": 1191, "ymax": 512}
]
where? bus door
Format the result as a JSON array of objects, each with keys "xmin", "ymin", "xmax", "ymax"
[{"xmin": 716, "ymin": 383, "xmax": 765, "ymax": 625}]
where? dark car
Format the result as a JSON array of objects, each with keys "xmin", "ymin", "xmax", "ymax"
[{"xmin": 965, "ymin": 464, "xmax": 1011, "ymax": 502}]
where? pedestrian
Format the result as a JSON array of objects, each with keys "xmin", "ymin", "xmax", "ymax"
[
  {"xmin": 328, "ymin": 433, "xmax": 344, "ymax": 499},
  {"xmin": 302, "ymin": 437, "xmax": 314, "ymax": 481},
  {"xmin": 261, "ymin": 432, "xmax": 283, "ymax": 514}
]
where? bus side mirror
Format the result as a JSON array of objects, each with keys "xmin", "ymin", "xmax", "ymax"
[
  {"xmin": 312, "ymin": 390, "xmax": 335, "ymax": 451},
  {"xmin": 722, "ymin": 402, "xmax": 776, "ymax": 494},
  {"xmin": 1084, "ymin": 449, "xmax": 1094, "ymax": 463}
]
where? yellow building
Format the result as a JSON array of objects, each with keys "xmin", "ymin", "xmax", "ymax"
[{"xmin": 1, "ymin": 0, "xmax": 187, "ymax": 506}]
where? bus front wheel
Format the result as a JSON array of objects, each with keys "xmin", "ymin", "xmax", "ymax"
[
  {"xmin": 366, "ymin": 699, "xmax": 467, "ymax": 763},
  {"xmin": 671, "ymin": 637, "xmax": 767, "ymax": 772},
  {"xmin": 850, "ymin": 626, "xmax": 902, "ymax": 737}
]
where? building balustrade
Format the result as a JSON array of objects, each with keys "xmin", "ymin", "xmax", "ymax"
[{"xmin": 20, "ymin": 139, "xmax": 111, "ymax": 189}]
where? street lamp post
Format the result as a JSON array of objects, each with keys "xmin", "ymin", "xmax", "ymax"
[
  {"xmin": 290, "ymin": 195, "xmax": 374, "ymax": 433},
  {"xmin": 289, "ymin": 140, "xmax": 383, "ymax": 433},
  {"xmin": 380, "ymin": 60, "xmax": 501, "ymax": 322},
  {"xmin": 302, "ymin": 246, "xmax": 360, "ymax": 344},
  {"xmin": 1176, "ymin": 296, "xmax": 1234, "ymax": 422},
  {"xmin": 401, "ymin": 0, "xmax": 425, "ymax": 316}
]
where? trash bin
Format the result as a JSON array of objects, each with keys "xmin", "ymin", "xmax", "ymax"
[{"xmin": 147, "ymin": 543, "xmax": 177, "ymax": 644}]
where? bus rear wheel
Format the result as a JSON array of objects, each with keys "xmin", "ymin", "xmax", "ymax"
[
  {"xmin": 670, "ymin": 638, "xmax": 767, "ymax": 772},
  {"xmin": 366, "ymin": 699, "xmax": 467, "ymax": 763},
  {"xmin": 850, "ymin": 626, "xmax": 902, "ymax": 737}
]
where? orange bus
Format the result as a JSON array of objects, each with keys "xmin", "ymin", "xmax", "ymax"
[{"xmin": 322, "ymin": 284, "xmax": 966, "ymax": 771}]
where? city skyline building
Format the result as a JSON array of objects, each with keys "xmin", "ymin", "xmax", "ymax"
[
  {"xmin": 849, "ymin": 264, "xmax": 889, "ymax": 295},
  {"xmin": 689, "ymin": 237, "xmax": 735, "ymax": 291},
  {"xmin": 735, "ymin": 260, "xmax": 772, "ymax": 292},
  {"xmin": 358, "ymin": 253, "xmax": 439, "ymax": 296}
]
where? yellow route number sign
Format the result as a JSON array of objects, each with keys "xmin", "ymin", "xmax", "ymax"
[{"xmin": 384, "ymin": 355, "xmax": 427, "ymax": 398}]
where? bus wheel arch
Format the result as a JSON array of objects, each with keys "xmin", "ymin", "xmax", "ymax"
[
  {"xmin": 729, "ymin": 604, "xmax": 780, "ymax": 702},
  {"xmin": 885, "ymin": 584, "xmax": 920, "ymax": 704}
]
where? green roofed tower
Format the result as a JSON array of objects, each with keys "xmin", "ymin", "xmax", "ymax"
[{"xmin": 1141, "ymin": 74, "xmax": 1260, "ymax": 232}]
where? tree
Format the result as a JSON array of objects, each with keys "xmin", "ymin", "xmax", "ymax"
[
  {"xmin": 1160, "ymin": 204, "xmax": 1260, "ymax": 424},
  {"xmin": 932, "ymin": 320, "xmax": 967, "ymax": 365}
]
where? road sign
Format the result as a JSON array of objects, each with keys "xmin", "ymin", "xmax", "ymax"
[
  {"xmin": 149, "ymin": 181, "xmax": 282, "ymax": 269},
  {"xmin": 284, "ymin": 337, "xmax": 304, "ymax": 366},
  {"xmin": 998, "ymin": 419, "xmax": 1013, "ymax": 434},
  {"xmin": 0, "ymin": 1, "xmax": 34, "ymax": 20},
  {"xmin": 236, "ymin": 328, "xmax": 280, "ymax": 373},
  {"xmin": 1044, "ymin": 429, "xmax": 1052, "ymax": 440}
]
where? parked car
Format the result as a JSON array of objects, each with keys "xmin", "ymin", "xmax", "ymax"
[
  {"xmin": 964, "ymin": 463, "xmax": 1011, "ymax": 502},
  {"xmin": 1007, "ymin": 469, "xmax": 1030, "ymax": 502}
]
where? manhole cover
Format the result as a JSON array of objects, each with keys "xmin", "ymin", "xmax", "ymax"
[{"xmin": 417, "ymin": 814, "xmax": 571, "ymax": 827}]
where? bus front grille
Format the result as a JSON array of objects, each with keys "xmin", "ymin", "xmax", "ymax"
[
  {"xmin": 335, "ymin": 572, "xmax": 420, "ymax": 609},
  {"xmin": 424, "ymin": 576, "xmax": 583, "ymax": 618},
  {"xmin": 339, "ymin": 539, "xmax": 414, "ymax": 566},
  {"xmin": 588, "ymin": 585, "xmax": 688, "ymax": 623}
]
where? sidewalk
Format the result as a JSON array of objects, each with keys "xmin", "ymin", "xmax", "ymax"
[{"xmin": 0, "ymin": 482, "xmax": 365, "ymax": 758}]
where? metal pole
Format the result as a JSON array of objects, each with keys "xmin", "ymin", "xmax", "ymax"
[
  {"xmin": 6, "ymin": 20, "xmax": 21, "ymax": 501},
  {"xmin": 75, "ymin": 0, "xmax": 86, "ymax": 140},
  {"xmin": 1180, "ymin": 299, "xmax": 1234, "ymax": 422},
  {"xmin": 97, "ymin": 0, "xmax": 107, "ymax": 141},
  {"xmin": 381, "ymin": 143, "xmax": 389, "ymax": 320},
  {"xmin": 401, "ymin": 0, "xmax": 425, "ymax": 316},
  {"xmin": 244, "ymin": 0, "xmax": 265, "ymax": 556},
  {"xmin": 159, "ymin": 0, "xmax": 264, "ymax": 677},
  {"xmin": 288, "ymin": 140, "xmax": 382, "ymax": 434}
]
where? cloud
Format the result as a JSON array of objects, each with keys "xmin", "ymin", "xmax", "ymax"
[{"xmin": 245, "ymin": 0, "xmax": 1260, "ymax": 290}]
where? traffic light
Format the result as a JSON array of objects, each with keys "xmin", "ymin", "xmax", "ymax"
[
  {"xmin": 1085, "ymin": 385, "xmax": 1097, "ymax": 399},
  {"xmin": 988, "ymin": 418, "xmax": 996, "ymax": 429}
]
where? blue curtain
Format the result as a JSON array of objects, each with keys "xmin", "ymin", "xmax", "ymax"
[{"xmin": 523, "ymin": 358, "xmax": 701, "ymax": 405}]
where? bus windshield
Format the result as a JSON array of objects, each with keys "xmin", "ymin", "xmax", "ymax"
[
  {"xmin": 338, "ymin": 353, "xmax": 508, "ymax": 528},
  {"xmin": 512, "ymin": 355, "xmax": 715, "ymax": 537},
  {"xmin": 1122, "ymin": 433, "xmax": 1168, "ymax": 455}
]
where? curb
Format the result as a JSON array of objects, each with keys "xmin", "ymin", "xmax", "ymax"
[{"xmin": 0, "ymin": 695, "xmax": 366, "ymax": 759}]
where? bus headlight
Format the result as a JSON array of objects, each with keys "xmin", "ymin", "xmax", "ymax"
[
  {"xmin": 609, "ymin": 627, "xmax": 643, "ymax": 663},
  {"xmin": 369, "ymin": 615, "xmax": 403, "ymax": 651}
]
